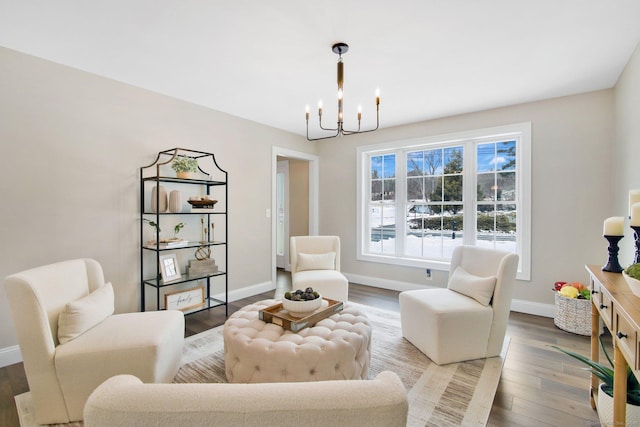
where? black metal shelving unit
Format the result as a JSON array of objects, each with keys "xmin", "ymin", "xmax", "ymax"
[{"xmin": 140, "ymin": 148, "xmax": 228, "ymax": 316}]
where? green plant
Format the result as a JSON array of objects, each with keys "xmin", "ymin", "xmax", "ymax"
[
  {"xmin": 552, "ymin": 336, "xmax": 640, "ymax": 405},
  {"xmin": 171, "ymin": 156, "xmax": 198, "ymax": 173},
  {"xmin": 143, "ymin": 218, "xmax": 161, "ymax": 233},
  {"xmin": 626, "ymin": 263, "xmax": 640, "ymax": 280},
  {"xmin": 174, "ymin": 222, "xmax": 184, "ymax": 237}
]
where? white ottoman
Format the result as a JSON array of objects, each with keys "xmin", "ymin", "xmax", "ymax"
[{"xmin": 224, "ymin": 299, "xmax": 371, "ymax": 383}]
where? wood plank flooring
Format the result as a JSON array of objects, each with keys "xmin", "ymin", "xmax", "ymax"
[{"xmin": 0, "ymin": 271, "xmax": 602, "ymax": 426}]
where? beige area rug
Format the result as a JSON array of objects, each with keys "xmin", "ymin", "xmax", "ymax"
[{"xmin": 15, "ymin": 302, "xmax": 508, "ymax": 427}]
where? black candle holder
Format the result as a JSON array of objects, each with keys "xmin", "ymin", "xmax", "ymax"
[
  {"xmin": 631, "ymin": 225, "xmax": 640, "ymax": 265},
  {"xmin": 602, "ymin": 235, "xmax": 624, "ymax": 273}
]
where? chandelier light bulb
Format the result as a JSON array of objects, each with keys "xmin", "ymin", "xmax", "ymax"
[{"xmin": 338, "ymin": 89, "xmax": 343, "ymax": 100}]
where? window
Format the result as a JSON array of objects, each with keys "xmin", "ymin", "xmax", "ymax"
[{"xmin": 357, "ymin": 123, "xmax": 531, "ymax": 280}]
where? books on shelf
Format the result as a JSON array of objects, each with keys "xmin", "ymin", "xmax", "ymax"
[
  {"xmin": 147, "ymin": 239, "xmax": 189, "ymax": 249},
  {"xmin": 187, "ymin": 258, "xmax": 219, "ymax": 277}
]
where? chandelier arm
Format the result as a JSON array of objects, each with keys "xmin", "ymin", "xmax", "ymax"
[
  {"xmin": 341, "ymin": 107, "xmax": 380, "ymax": 135},
  {"xmin": 306, "ymin": 128, "xmax": 341, "ymax": 142}
]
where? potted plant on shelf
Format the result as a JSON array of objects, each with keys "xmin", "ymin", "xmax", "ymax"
[
  {"xmin": 553, "ymin": 337, "xmax": 640, "ymax": 425},
  {"xmin": 171, "ymin": 156, "xmax": 198, "ymax": 179}
]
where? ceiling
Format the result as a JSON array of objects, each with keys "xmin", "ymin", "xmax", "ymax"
[{"xmin": 1, "ymin": 1, "xmax": 640, "ymax": 138}]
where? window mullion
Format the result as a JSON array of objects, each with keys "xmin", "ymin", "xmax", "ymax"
[
  {"xmin": 463, "ymin": 140, "xmax": 476, "ymax": 246},
  {"xmin": 396, "ymin": 149, "xmax": 406, "ymax": 256}
]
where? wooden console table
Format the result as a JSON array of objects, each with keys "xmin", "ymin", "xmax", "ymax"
[{"xmin": 587, "ymin": 265, "xmax": 640, "ymax": 426}]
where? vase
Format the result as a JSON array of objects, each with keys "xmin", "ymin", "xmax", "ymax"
[
  {"xmin": 597, "ymin": 383, "xmax": 640, "ymax": 426},
  {"xmin": 176, "ymin": 171, "xmax": 194, "ymax": 179},
  {"xmin": 168, "ymin": 190, "xmax": 182, "ymax": 213},
  {"xmin": 150, "ymin": 186, "xmax": 167, "ymax": 213}
]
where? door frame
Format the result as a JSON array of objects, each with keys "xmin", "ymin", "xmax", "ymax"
[
  {"xmin": 271, "ymin": 147, "xmax": 319, "ymax": 287},
  {"xmin": 276, "ymin": 160, "xmax": 289, "ymax": 269}
]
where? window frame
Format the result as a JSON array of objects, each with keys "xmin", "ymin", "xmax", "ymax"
[{"xmin": 356, "ymin": 122, "xmax": 531, "ymax": 280}]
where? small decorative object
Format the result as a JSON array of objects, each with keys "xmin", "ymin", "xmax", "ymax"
[
  {"xmin": 159, "ymin": 253, "xmax": 181, "ymax": 283},
  {"xmin": 173, "ymin": 222, "xmax": 184, "ymax": 238},
  {"xmin": 164, "ymin": 285, "xmax": 205, "ymax": 311},
  {"xmin": 187, "ymin": 258, "xmax": 218, "ymax": 277},
  {"xmin": 623, "ymin": 264, "xmax": 640, "ymax": 298},
  {"xmin": 150, "ymin": 185, "xmax": 168, "ymax": 212},
  {"xmin": 171, "ymin": 156, "xmax": 198, "ymax": 179},
  {"xmin": 195, "ymin": 246, "xmax": 212, "ymax": 260},
  {"xmin": 210, "ymin": 222, "xmax": 215, "ymax": 243},
  {"xmin": 553, "ymin": 337, "xmax": 640, "ymax": 426},
  {"xmin": 630, "ymin": 201, "xmax": 640, "ymax": 264},
  {"xmin": 552, "ymin": 281, "xmax": 592, "ymax": 336},
  {"xmin": 143, "ymin": 218, "xmax": 161, "ymax": 233},
  {"xmin": 282, "ymin": 287, "xmax": 322, "ymax": 318},
  {"xmin": 602, "ymin": 216, "xmax": 624, "ymax": 273},
  {"xmin": 188, "ymin": 196, "xmax": 218, "ymax": 212},
  {"xmin": 168, "ymin": 190, "xmax": 182, "ymax": 213}
]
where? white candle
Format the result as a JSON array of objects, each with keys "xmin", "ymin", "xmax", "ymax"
[
  {"xmin": 603, "ymin": 216, "xmax": 624, "ymax": 236},
  {"xmin": 631, "ymin": 203, "xmax": 640, "ymax": 227},
  {"xmin": 630, "ymin": 190, "xmax": 640, "ymax": 217}
]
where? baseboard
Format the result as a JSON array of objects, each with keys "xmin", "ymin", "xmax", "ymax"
[
  {"xmin": 344, "ymin": 272, "xmax": 555, "ymax": 318},
  {"xmin": 0, "ymin": 345, "xmax": 21, "ymax": 368},
  {"xmin": 211, "ymin": 280, "xmax": 275, "ymax": 302}
]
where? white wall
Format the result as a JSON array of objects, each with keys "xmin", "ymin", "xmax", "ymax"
[
  {"xmin": 316, "ymin": 90, "xmax": 614, "ymax": 312},
  {"xmin": 614, "ymin": 41, "xmax": 640, "ymax": 265},
  {"xmin": 0, "ymin": 47, "xmax": 315, "ymax": 361}
]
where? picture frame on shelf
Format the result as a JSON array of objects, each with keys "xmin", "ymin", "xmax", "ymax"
[
  {"xmin": 164, "ymin": 285, "xmax": 205, "ymax": 311},
  {"xmin": 159, "ymin": 253, "xmax": 181, "ymax": 283}
]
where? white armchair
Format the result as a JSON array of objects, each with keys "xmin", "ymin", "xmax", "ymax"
[
  {"xmin": 4, "ymin": 258, "xmax": 185, "ymax": 424},
  {"xmin": 290, "ymin": 236, "xmax": 349, "ymax": 302},
  {"xmin": 399, "ymin": 246, "xmax": 518, "ymax": 365}
]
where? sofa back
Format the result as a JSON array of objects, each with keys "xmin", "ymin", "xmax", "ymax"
[{"xmin": 84, "ymin": 371, "xmax": 408, "ymax": 427}]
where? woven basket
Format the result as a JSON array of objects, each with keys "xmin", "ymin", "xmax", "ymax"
[{"xmin": 554, "ymin": 292, "xmax": 592, "ymax": 336}]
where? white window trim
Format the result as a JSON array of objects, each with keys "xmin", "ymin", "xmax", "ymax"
[{"xmin": 356, "ymin": 122, "xmax": 531, "ymax": 280}]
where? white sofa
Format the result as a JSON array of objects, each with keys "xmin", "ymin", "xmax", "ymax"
[
  {"xmin": 84, "ymin": 371, "xmax": 409, "ymax": 427},
  {"xmin": 4, "ymin": 258, "xmax": 185, "ymax": 424}
]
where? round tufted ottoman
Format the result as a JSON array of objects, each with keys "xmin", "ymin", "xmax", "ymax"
[{"xmin": 223, "ymin": 299, "xmax": 372, "ymax": 383}]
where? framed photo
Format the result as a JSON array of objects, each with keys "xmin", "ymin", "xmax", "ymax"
[
  {"xmin": 164, "ymin": 285, "xmax": 205, "ymax": 311},
  {"xmin": 159, "ymin": 253, "xmax": 181, "ymax": 283}
]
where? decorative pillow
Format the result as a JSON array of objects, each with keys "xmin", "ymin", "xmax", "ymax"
[
  {"xmin": 58, "ymin": 282, "xmax": 115, "ymax": 344},
  {"xmin": 447, "ymin": 266, "xmax": 497, "ymax": 306},
  {"xmin": 296, "ymin": 252, "xmax": 336, "ymax": 272}
]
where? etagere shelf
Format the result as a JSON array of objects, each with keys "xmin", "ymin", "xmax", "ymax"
[{"xmin": 140, "ymin": 148, "xmax": 228, "ymax": 316}]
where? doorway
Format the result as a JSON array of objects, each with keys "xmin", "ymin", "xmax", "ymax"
[{"xmin": 271, "ymin": 147, "xmax": 319, "ymax": 287}]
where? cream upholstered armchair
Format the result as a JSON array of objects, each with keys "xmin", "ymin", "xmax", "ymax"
[
  {"xmin": 4, "ymin": 258, "xmax": 185, "ymax": 424},
  {"xmin": 290, "ymin": 235, "xmax": 349, "ymax": 302},
  {"xmin": 399, "ymin": 246, "xmax": 518, "ymax": 365}
]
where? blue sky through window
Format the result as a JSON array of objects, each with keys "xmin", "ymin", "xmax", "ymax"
[{"xmin": 477, "ymin": 140, "xmax": 516, "ymax": 173}]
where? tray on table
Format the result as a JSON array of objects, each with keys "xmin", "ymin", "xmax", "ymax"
[{"xmin": 258, "ymin": 298, "xmax": 343, "ymax": 332}]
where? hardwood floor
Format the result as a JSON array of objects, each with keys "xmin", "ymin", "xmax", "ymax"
[{"xmin": 0, "ymin": 271, "xmax": 601, "ymax": 426}]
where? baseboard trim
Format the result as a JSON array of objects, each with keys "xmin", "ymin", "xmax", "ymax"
[
  {"xmin": 344, "ymin": 272, "xmax": 556, "ymax": 318},
  {"xmin": 0, "ymin": 345, "xmax": 21, "ymax": 368}
]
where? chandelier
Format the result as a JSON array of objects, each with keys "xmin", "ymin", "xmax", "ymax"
[{"xmin": 305, "ymin": 42, "xmax": 380, "ymax": 141}]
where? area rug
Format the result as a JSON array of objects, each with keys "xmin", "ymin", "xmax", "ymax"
[{"xmin": 15, "ymin": 302, "xmax": 508, "ymax": 427}]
